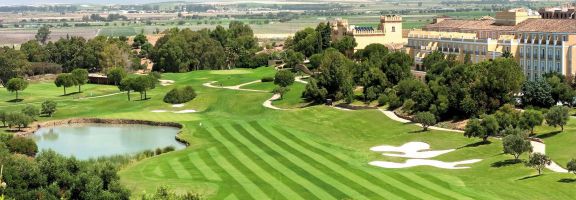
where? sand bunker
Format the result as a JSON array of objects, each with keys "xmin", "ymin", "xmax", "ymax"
[
  {"xmin": 151, "ymin": 110, "xmax": 168, "ymax": 113},
  {"xmin": 174, "ymin": 110, "xmax": 197, "ymax": 113},
  {"xmin": 370, "ymin": 142, "xmax": 455, "ymax": 159},
  {"xmin": 172, "ymin": 104, "xmax": 185, "ymax": 108},
  {"xmin": 370, "ymin": 142, "xmax": 481, "ymax": 169},
  {"xmin": 159, "ymin": 80, "xmax": 175, "ymax": 86},
  {"xmin": 370, "ymin": 159, "xmax": 482, "ymax": 169}
]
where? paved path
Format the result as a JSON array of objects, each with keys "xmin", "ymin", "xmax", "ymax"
[
  {"xmin": 262, "ymin": 94, "xmax": 287, "ymax": 110},
  {"xmin": 377, "ymin": 109, "xmax": 463, "ymax": 133},
  {"xmin": 295, "ymin": 76, "xmax": 309, "ymax": 84},
  {"xmin": 530, "ymin": 141, "xmax": 569, "ymax": 173},
  {"xmin": 202, "ymin": 81, "xmax": 268, "ymax": 93}
]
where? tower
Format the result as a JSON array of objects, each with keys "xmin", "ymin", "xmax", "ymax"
[{"xmin": 379, "ymin": 15, "xmax": 403, "ymax": 42}]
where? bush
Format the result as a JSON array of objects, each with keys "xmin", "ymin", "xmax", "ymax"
[
  {"xmin": 41, "ymin": 100, "xmax": 57, "ymax": 117},
  {"xmin": 155, "ymin": 148, "xmax": 163, "ymax": 155},
  {"xmin": 27, "ymin": 62, "xmax": 62, "ymax": 76},
  {"xmin": 414, "ymin": 111, "xmax": 437, "ymax": 131},
  {"xmin": 274, "ymin": 70, "xmax": 295, "ymax": 87},
  {"xmin": 22, "ymin": 104, "xmax": 40, "ymax": 120},
  {"xmin": 6, "ymin": 137, "xmax": 38, "ymax": 156},
  {"xmin": 377, "ymin": 94, "xmax": 388, "ymax": 106},
  {"xmin": 6, "ymin": 112, "xmax": 33, "ymax": 130},
  {"xmin": 261, "ymin": 76, "xmax": 274, "ymax": 82},
  {"xmin": 163, "ymin": 146, "xmax": 176, "ymax": 153},
  {"xmin": 163, "ymin": 86, "xmax": 197, "ymax": 104},
  {"xmin": 401, "ymin": 99, "xmax": 416, "ymax": 113}
]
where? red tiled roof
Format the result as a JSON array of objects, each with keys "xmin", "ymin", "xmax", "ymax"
[
  {"xmin": 424, "ymin": 19, "xmax": 515, "ymax": 31},
  {"xmin": 514, "ymin": 19, "xmax": 576, "ymax": 33}
]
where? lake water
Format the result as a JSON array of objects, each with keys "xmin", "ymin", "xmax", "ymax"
[{"xmin": 31, "ymin": 124, "xmax": 186, "ymax": 160}]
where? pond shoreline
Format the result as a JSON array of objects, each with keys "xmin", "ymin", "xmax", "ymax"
[{"xmin": 16, "ymin": 118, "xmax": 189, "ymax": 146}]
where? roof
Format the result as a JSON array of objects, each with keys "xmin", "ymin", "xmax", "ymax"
[
  {"xmin": 514, "ymin": 19, "xmax": 576, "ymax": 33},
  {"xmin": 354, "ymin": 26, "xmax": 375, "ymax": 32},
  {"xmin": 425, "ymin": 18, "xmax": 576, "ymax": 33},
  {"xmin": 424, "ymin": 19, "xmax": 515, "ymax": 31}
]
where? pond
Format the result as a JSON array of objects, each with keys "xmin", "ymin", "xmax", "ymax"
[{"xmin": 31, "ymin": 124, "xmax": 186, "ymax": 160}]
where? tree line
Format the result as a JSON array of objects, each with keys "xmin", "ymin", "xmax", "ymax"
[{"xmin": 149, "ymin": 21, "xmax": 267, "ymax": 72}]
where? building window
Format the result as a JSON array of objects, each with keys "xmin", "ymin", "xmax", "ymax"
[
  {"xmin": 563, "ymin": 35, "xmax": 567, "ymax": 41},
  {"xmin": 557, "ymin": 62, "xmax": 561, "ymax": 72},
  {"xmin": 392, "ymin": 26, "xmax": 396, "ymax": 32}
]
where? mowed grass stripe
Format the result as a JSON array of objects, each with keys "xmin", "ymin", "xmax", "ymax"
[
  {"xmin": 198, "ymin": 150, "xmax": 252, "ymax": 200},
  {"xmin": 207, "ymin": 125, "xmax": 295, "ymax": 200},
  {"xmin": 400, "ymin": 173, "xmax": 474, "ymax": 200},
  {"xmin": 220, "ymin": 125, "xmax": 333, "ymax": 200},
  {"xmin": 253, "ymin": 122, "xmax": 394, "ymax": 199},
  {"xmin": 175, "ymin": 154, "xmax": 204, "ymax": 180},
  {"xmin": 271, "ymin": 125, "xmax": 454, "ymax": 200},
  {"xmin": 206, "ymin": 148, "xmax": 270, "ymax": 200},
  {"xmin": 231, "ymin": 123, "xmax": 346, "ymax": 200},
  {"xmin": 417, "ymin": 173, "xmax": 481, "ymax": 200},
  {"xmin": 219, "ymin": 124, "xmax": 320, "ymax": 200},
  {"xmin": 387, "ymin": 173, "xmax": 459, "ymax": 200},
  {"xmin": 236, "ymin": 123, "xmax": 370, "ymax": 200},
  {"xmin": 188, "ymin": 152, "xmax": 222, "ymax": 181},
  {"xmin": 168, "ymin": 157, "xmax": 193, "ymax": 179}
]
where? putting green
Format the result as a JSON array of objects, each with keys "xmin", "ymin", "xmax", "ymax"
[{"xmin": 2, "ymin": 67, "xmax": 576, "ymax": 199}]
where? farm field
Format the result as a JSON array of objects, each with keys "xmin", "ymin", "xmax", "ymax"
[{"xmin": 2, "ymin": 67, "xmax": 576, "ymax": 199}]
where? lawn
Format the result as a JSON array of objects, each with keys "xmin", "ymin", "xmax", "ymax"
[{"xmin": 2, "ymin": 67, "xmax": 576, "ymax": 199}]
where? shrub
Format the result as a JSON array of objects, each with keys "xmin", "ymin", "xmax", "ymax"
[
  {"xmin": 274, "ymin": 70, "xmax": 295, "ymax": 87},
  {"xmin": 377, "ymin": 94, "xmax": 388, "ymax": 106},
  {"xmin": 41, "ymin": 100, "xmax": 57, "ymax": 117},
  {"xmin": 155, "ymin": 148, "xmax": 163, "ymax": 155},
  {"xmin": 261, "ymin": 76, "xmax": 274, "ymax": 82},
  {"xmin": 163, "ymin": 86, "xmax": 197, "ymax": 104},
  {"xmin": 401, "ymin": 99, "xmax": 416, "ymax": 113},
  {"xmin": 6, "ymin": 137, "xmax": 38, "ymax": 156},
  {"xmin": 27, "ymin": 62, "xmax": 62, "ymax": 76},
  {"xmin": 6, "ymin": 112, "xmax": 33, "ymax": 130},
  {"xmin": 414, "ymin": 111, "xmax": 437, "ymax": 131},
  {"xmin": 22, "ymin": 104, "xmax": 40, "ymax": 120},
  {"xmin": 163, "ymin": 146, "xmax": 176, "ymax": 153}
]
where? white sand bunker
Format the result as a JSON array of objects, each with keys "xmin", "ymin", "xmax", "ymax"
[
  {"xmin": 370, "ymin": 142, "xmax": 481, "ymax": 169},
  {"xmin": 174, "ymin": 110, "xmax": 197, "ymax": 113},
  {"xmin": 370, "ymin": 159, "xmax": 482, "ymax": 169},
  {"xmin": 172, "ymin": 104, "xmax": 185, "ymax": 108},
  {"xmin": 370, "ymin": 142, "xmax": 454, "ymax": 159},
  {"xmin": 159, "ymin": 80, "xmax": 175, "ymax": 86},
  {"xmin": 151, "ymin": 110, "xmax": 168, "ymax": 113}
]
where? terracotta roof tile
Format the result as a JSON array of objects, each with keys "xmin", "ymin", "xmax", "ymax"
[
  {"xmin": 424, "ymin": 19, "xmax": 515, "ymax": 31},
  {"xmin": 514, "ymin": 19, "xmax": 576, "ymax": 33}
]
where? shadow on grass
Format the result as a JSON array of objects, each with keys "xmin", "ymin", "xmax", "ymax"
[
  {"xmin": 59, "ymin": 92, "xmax": 81, "ymax": 97},
  {"xmin": 518, "ymin": 174, "xmax": 541, "ymax": 181},
  {"xmin": 408, "ymin": 129, "xmax": 428, "ymax": 133},
  {"xmin": 458, "ymin": 141, "xmax": 492, "ymax": 149},
  {"xmin": 134, "ymin": 98, "xmax": 151, "ymax": 101},
  {"xmin": 558, "ymin": 178, "xmax": 576, "ymax": 183},
  {"xmin": 536, "ymin": 131, "xmax": 562, "ymax": 139},
  {"xmin": 6, "ymin": 99, "xmax": 23, "ymax": 103},
  {"xmin": 491, "ymin": 159, "xmax": 522, "ymax": 168}
]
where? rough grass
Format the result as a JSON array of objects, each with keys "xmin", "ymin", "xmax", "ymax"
[{"xmin": 2, "ymin": 67, "xmax": 576, "ymax": 199}]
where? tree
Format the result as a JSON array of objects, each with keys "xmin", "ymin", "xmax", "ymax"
[
  {"xmin": 6, "ymin": 112, "xmax": 33, "ymax": 130},
  {"xmin": 414, "ymin": 112, "xmax": 437, "ymax": 131},
  {"xmin": 567, "ymin": 159, "xmax": 576, "ymax": 176},
  {"xmin": 283, "ymin": 49, "xmax": 305, "ymax": 69},
  {"xmin": 521, "ymin": 80, "xmax": 555, "ymax": 108},
  {"xmin": 495, "ymin": 104, "xmax": 521, "ymax": 130},
  {"xmin": 464, "ymin": 118, "xmax": 487, "ymax": 141},
  {"xmin": 331, "ymin": 36, "xmax": 357, "ymax": 58},
  {"xmin": 6, "ymin": 78, "xmax": 28, "ymax": 100},
  {"xmin": 519, "ymin": 110, "xmax": 544, "ymax": 135},
  {"xmin": 6, "ymin": 137, "xmax": 38, "ymax": 156},
  {"xmin": 41, "ymin": 100, "xmax": 57, "ymax": 117},
  {"xmin": 273, "ymin": 87, "xmax": 290, "ymax": 99},
  {"xmin": 35, "ymin": 25, "xmax": 51, "ymax": 45},
  {"xmin": 132, "ymin": 33, "xmax": 148, "ymax": 48},
  {"xmin": 0, "ymin": 47, "xmax": 30, "ymax": 85},
  {"xmin": 106, "ymin": 67, "xmax": 127, "ymax": 86},
  {"xmin": 545, "ymin": 106, "xmax": 570, "ymax": 131},
  {"xmin": 54, "ymin": 73, "xmax": 76, "ymax": 95},
  {"xmin": 502, "ymin": 130, "xmax": 532, "ymax": 160},
  {"xmin": 22, "ymin": 105, "xmax": 39, "ymax": 120},
  {"xmin": 525, "ymin": 153, "xmax": 551, "ymax": 175},
  {"xmin": 303, "ymin": 49, "xmax": 354, "ymax": 103},
  {"xmin": 0, "ymin": 111, "xmax": 6, "ymax": 127},
  {"xmin": 20, "ymin": 40, "xmax": 48, "ymax": 62},
  {"xmin": 481, "ymin": 114, "xmax": 499, "ymax": 140},
  {"xmin": 71, "ymin": 68, "xmax": 88, "ymax": 93},
  {"xmin": 132, "ymin": 75, "xmax": 157, "ymax": 100},
  {"xmin": 274, "ymin": 70, "xmax": 295, "ymax": 87},
  {"xmin": 422, "ymin": 51, "xmax": 444, "ymax": 71},
  {"xmin": 119, "ymin": 77, "xmax": 135, "ymax": 101}
]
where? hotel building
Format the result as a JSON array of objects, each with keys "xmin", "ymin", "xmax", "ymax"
[
  {"xmin": 331, "ymin": 15, "xmax": 405, "ymax": 51},
  {"xmin": 407, "ymin": 8, "xmax": 576, "ymax": 80}
]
